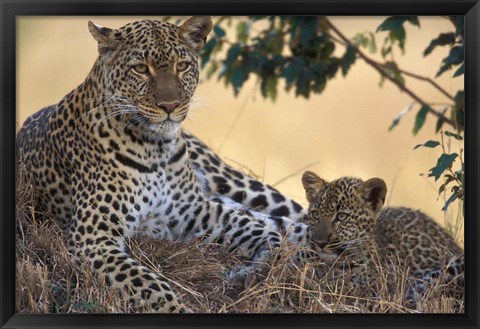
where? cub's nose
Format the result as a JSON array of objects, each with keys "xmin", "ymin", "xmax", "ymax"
[
  {"xmin": 314, "ymin": 233, "xmax": 332, "ymax": 248},
  {"xmin": 157, "ymin": 101, "xmax": 180, "ymax": 114},
  {"xmin": 316, "ymin": 240, "xmax": 329, "ymax": 248}
]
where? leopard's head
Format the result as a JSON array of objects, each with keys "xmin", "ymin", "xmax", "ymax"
[
  {"xmin": 301, "ymin": 171, "xmax": 387, "ymax": 253},
  {"xmin": 87, "ymin": 17, "xmax": 212, "ymax": 135}
]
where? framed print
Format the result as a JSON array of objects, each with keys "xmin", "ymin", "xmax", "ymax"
[{"xmin": 1, "ymin": 1, "xmax": 479, "ymax": 329}]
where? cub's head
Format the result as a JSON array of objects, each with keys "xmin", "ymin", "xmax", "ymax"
[
  {"xmin": 301, "ymin": 171, "xmax": 387, "ymax": 253},
  {"xmin": 88, "ymin": 17, "xmax": 212, "ymax": 134}
]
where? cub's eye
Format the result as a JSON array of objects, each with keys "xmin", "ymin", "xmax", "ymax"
[
  {"xmin": 336, "ymin": 212, "xmax": 349, "ymax": 222},
  {"xmin": 176, "ymin": 61, "xmax": 191, "ymax": 72},
  {"xmin": 310, "ymin": 210, "xmax": 320, "ymax": 219},
  {"xmin": 132, "ymin": 64, "xmax": 149, "ymax": 75}
]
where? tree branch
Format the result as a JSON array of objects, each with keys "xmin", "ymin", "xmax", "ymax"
[
  {"xmin": 379, "ymin": 63, "xmax": 454, "ymax": 101},
  {"xmin": 324, "ymin": 18, "xmax": 463, "ymax": 131}
]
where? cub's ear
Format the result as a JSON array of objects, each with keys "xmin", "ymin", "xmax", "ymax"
[
  {"xmin": 301, "ymin": 171, "xmax": 327, "ymax": 203},
  {"xmin": 88, "ymin": 21, "xmax": 119, "ymax": 55},
  {"xmin": 179, "ymin": 16, "xmax": 213, "ymax": 53},
  {"xmin": 358, "ymin": 178, "xmax": 387, "ymax": 213}
]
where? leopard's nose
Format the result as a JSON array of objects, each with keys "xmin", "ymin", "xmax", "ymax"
[{"xmin": 157, "ymin": 101, "xmax": 180, "ymax": 114}]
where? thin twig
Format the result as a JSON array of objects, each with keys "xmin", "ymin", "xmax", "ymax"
[
  {"xmin": 272, "ymin": 160, "xmax": 322, "ymax": 187},
  {"xmin": 390, "ymin": 67, "xmax": 454, "ymax": 101},
  {"xmin": 359, "ymin": 57, "xmax": 455, "ymax": 101},
  {"xmin": 218, "ymin": 81, "xmax": 258, "ymax": 153}
]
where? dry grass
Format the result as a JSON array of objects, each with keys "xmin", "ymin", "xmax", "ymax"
[{"xmin": 16, "ymin": 165, "xmax": 464, "ymax": 314}]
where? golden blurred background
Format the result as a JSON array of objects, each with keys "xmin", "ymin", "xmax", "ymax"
[{"xmin": 16, "ymin": 16, "xmax": 464, "ymax": 243}]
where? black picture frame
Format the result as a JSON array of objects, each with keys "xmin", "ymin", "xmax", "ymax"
[{"xmin": 1, "ymin": 1, "xmax": 479, "ymax": 328}]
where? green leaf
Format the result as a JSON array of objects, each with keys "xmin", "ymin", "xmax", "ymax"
[
  {"xmin": 340, "ymin": 45, "xmax": 357, "ymax": 76},
  {"xmin": 377, "ymin": 16, "xmax": 419, "ymax": 32},
  {"xmin": 377, "ymin": 17, "xmax": 406, "ymax": 32},
  {"xmin": 423, "ymin": 32, "xmax": 455, "ymax": 56},
  {"xmin": 428, "ymin": 153, "xmax": 459, "ymax": 181},
  {"xmin": 299, "ymin": 17, "xmax": 317, "ymax": 47},
  {"xmin": 453, "ymin": 16, "xmax": 465, "ymax": 37},
  {"xmin": 442, "ymin": 191, "xmax": 460, "ymax": 212},
  {"xmin": 383, "ymin": 62, "xmax": 405, "ymax": 86},
  {"xmin": 367, "ymin": 32, "xmax": 377, "ymax": 53},
  {"xmin": 438, "ymin": 175, "xmax": 456, "ymax": 195},
  {"xmin": 352, "ymin": 32, "xmax": 376, "ymax": 54},
  {"xmin": 231, "ymin": 66, "xmax": 248, "ymax": 96},
  {"xmin": 295, "ymin": 71, "xmax": 311, "ymax": 98},
  {"xmin": 438, "ymin": 183, "xmax": 446, "ymax": 195},
  {"xmin": 261, "ymin": 75, "xmax": 278, "ymax": 101},
  {"xmin": 312, "ymin": 70, "xmax": 327, "ymax": 93},
  {"xmin": 413, "ymin": 105, "xmax": 429, "ymax": 135},
  {"xmin": 452, "ymin": 90, "xmax": 465, "ymax": 127},
  {"xmin": 382, "ymin": 47, "xmax": 392, "ymax": 58},
  {"xmin": 376, "ymin": 16, "xmax": 418, "ymax": 54},
  {"xmin": 283, "ymin": 63, "xmax": 299, "ymax": 88},
  {"xmin": 200, "ymin": 38, "xmax": 218, "ymax": 69},
  {"xmin": 236, "ymin": 21, "xmax": 249, "ymax": 43},
  {"xmin": 444, "ymin": 131, "xmax": 463, "ymax": 140},
  {"xmin": 453, "ymin": 63, "xmax": 464, "ymax": 77},
  {"xmin": 226, "ymin": 44, "xmax": 243, "ymax": 64},
  {"xmin": 413, "ymin": 140, "xmax": 440, "ymax": 150},
  {"xmin": 213, "ymin": 25, "xmax": 226, "ymax": 38},
  {"xmin": 436, "ymin": 45, "xmax": 464, "ymax": 77},
  {"xmin": 389, "ymin": 103, "xmax": 413, "ymax": 131},
  {"xmin": 352, "ymin": 33, "xmax": 368, "ymax": 48},
  {"xmin": 407, "ymin": 16, "xmax": 420, "ymax": 27},
  {"xmin": 390, "ymin": 26, "xmax": 406, "ymax": 50},
  {"xmin": 326, "ymin": 60, "xmax": 339, "ymax": 79},
  {"xmin": 453, "ymin": 90, "xmax": 465, "ymax": 107},
  {"xmin": 455, "ymin": 166, "xmax": 464, "ymax": 181},
  {"xmin": 435, "ymin": 106, "xmax": 448, "ymax": 133},
  {"xmin": 321, "ymin": 41, "xmax": 336, "ymax": 59}
]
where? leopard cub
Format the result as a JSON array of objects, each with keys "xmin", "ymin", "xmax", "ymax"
[{"xmin": 300, "ymin": 171, "xmax": 464, "ymax": 295}]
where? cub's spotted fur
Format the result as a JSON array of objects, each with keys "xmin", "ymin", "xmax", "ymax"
[
  {"xmin": 16, "ymin": 17, "xmax": 313, "ymax": 313},
  {"xmin": 301, "ymin": 171, "xmax": 464, "ymax": 295}
]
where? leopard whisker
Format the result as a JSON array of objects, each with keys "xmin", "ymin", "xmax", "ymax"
[
  {"xmin": 123, "ymin": 116, "xmax": 151, "ymax": 133},
  {"xmin": 126, "ymin": 115, "xmax": 148, "ymax": 127},
  {"xmin": 97, "ymin": 109, "xmax": 140, "ymax": 126},
  {"xmin": 83, "ymin": 95, "xmax": 137, "ymax": 115},
  {"xmin": 82, "ymin": 103, "xmax": 138, "ymax": 121}
]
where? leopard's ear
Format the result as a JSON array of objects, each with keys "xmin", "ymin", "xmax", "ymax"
[
  {"xmin": 301, "ymin": 171, "xmax": 327, "ymax": 203},
  {"xmin": 358, "ymin": 178, "xmax": 387, "ymax": 213},
  {"xmin": 88, "ymin": 21, "xmax": 119, "ymax": 55},
  {"xmin": 179, "ymin": 16, "xmax": 213, "ymax": 53}
]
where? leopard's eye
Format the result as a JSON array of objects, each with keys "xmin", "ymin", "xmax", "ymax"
[
  {"xmin": 336, "ymin": 212, "xmax": 349, "ymax": 222},
  {"xmin": 310, "ymin": 210, "xmax": 320, "ymax": 219},
  {"xmin": 132, "ymin": 64, "xmax": 149, "ymax": 75},
  {"xmin": 176, "ymin": 61, "xmax": 191, "ymax": 72}
]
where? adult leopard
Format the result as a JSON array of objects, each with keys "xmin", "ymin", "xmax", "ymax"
[{"xmin": 16, "ymin": 17, "xmax": 314, "ymax": 313}]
